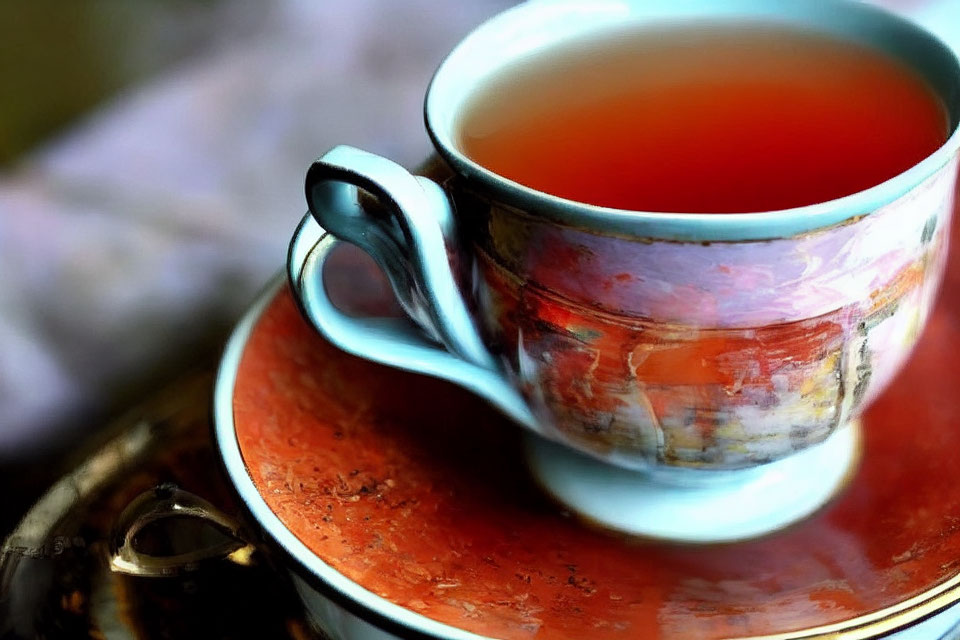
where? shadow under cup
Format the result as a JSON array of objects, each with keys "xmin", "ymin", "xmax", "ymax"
[{"xmin": 420, "ymin": 0, "xmax": 960, "ymax": 473}]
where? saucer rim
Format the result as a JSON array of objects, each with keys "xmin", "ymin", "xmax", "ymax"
[
  {"xmin": 213, "ymin": 276, "xmax": 960, "ymax": 640},
  {"xmin": 215, "ymin": 277, "xmax": 488, "ymax": 640}
]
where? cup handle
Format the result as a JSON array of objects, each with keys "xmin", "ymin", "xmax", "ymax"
[{"xmin": 290, "ymin": 145, "xmax": 536, "ymax": 430}]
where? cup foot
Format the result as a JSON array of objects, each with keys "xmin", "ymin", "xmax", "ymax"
[{"xmin": 524, "ymin": 422, "xmax": 860, "ymax": 544}]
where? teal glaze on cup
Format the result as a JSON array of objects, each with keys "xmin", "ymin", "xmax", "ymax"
[
  {"xmin": 426, "ymin": 0, "xmax": 960, "ymax": 242},
  {"xmin": 289, "ymin": 0, "xmax": 960, "ymax": 542}
]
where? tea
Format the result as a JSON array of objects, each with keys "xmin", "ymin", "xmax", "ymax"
[{"xmin": 457, "ymin": 24, "xmax": 949, "ymax": 214}]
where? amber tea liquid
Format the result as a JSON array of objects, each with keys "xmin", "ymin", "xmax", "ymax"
[{"xmin": 457, "ymin": 24, "xmax": 949, "ymax": 213}]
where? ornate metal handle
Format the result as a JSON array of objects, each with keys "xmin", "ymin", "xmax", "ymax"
[{"xmin": 109, "ymin": 483, "xmax": 255, "ymax": 578}]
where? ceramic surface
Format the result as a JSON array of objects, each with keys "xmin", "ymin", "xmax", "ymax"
[
  {"xmin": 465, "ymin": 161, "xmax": 954, "ymax": 470},
  {"xmin": 216, "ymin": 211, "xmax": 960, "ymax": 637},
  {"xmin": 296, "ymin": 0, "xmax": 960, "ymax": 479}
]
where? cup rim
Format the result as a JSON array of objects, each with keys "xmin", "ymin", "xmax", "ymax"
[{"xmin": 424, "ymin": 0, "xmax": 960, "ymax": 242}]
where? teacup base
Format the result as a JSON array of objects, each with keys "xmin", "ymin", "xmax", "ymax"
[{"xmin": 524, "ymin": 422, "xmax": 860, "ymax": 544}]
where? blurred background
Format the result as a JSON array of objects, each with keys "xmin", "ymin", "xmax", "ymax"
[
  {"xmin": 0, "ymin": 0, "xmax": 957, "ymax": 537},
  {"xmin": 0, "ymin": 0, "xmax": 513, "ymax": 536}
]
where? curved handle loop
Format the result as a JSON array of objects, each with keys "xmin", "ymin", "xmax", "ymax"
[
  {"xmin": 305, "ymin": 145, "xmax": 493, "ymax": 368},
  {"xmin": 291, "ymin": 146, "xmax": 536, "ymax": 430},
  {"xmin": 110, "ymin": 483, "xmax": 255, "ymax": 577}
]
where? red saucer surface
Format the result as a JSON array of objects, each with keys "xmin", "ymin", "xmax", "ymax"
[{"xmin": 234, "ymin": 225, "xmax": 960, "ymax": 639}]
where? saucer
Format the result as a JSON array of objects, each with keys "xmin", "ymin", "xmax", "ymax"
[{"xmin": 216, "ymin": 222, "xmax": 960, "ymax": 638}]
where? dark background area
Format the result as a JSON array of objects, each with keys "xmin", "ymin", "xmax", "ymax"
[{"xmin": 0, "ymin": 1, "xmax": 262, "ymax": 166}]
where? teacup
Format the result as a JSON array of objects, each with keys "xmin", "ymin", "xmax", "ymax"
[{"xmin": 288, "ymin": 0, "xmax": 960, "ymax": 540}]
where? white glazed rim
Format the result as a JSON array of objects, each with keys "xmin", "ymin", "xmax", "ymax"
[{"xmin": 424, "ymin": 0, "xmax": 960, "ymax": 242}]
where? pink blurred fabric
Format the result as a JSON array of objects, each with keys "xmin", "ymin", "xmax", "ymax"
[
  {"xmin": 0, "ymin": 0, "xmax": 956, "ymax": 459},
  {"xmin": 0, "ymin": 1, "xmax": 512, "ymax": 459}
]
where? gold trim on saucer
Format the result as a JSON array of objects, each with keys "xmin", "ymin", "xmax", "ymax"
[{"xmin": 742, "ymin": 573, "xmax": 960, "ymax": 639}]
